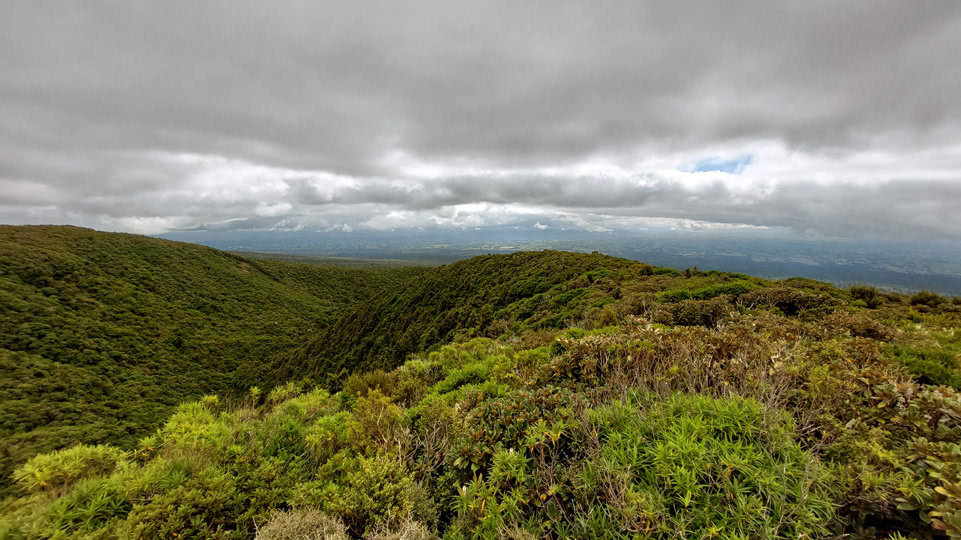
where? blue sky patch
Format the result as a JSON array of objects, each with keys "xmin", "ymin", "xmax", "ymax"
[{"xmin": 684, "ymin": 154, "xmax": 754, "ymax": 174}]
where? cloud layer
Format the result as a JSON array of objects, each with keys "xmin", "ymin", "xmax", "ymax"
[{"xmin": 1, "ymin": 1, "xmax": 960, "ymax": 237}]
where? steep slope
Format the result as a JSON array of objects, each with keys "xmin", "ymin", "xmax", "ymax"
[
  {"xmin": 0, "ymin": 225, "xmax": 422, "ymax": 492},
  {"xmin": 280, "ymin": 250, "xmax": 788, "ymax": 385}
]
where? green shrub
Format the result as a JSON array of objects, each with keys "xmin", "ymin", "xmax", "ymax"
[
  {"xmin": 825, "ymin": 310, "xmax": 894, "ymax": 341},
  {"xmin": 347, "ymin": 390, "xmax": 406, "ymax": 455},
  {"xmin": 850, "ymin": 285, "xmax": 883, "ymax": 309},
  {"xmin": 658, "ymin": 289, "xmax": 692, "ymax": 303},
  {"xmin": 431, "ymin": 360, "xmax": 494, "ymax": 396},
  {"xmin": 43, "ymin": 475, "xmax": 130, "ymax": 536},
  {"xmin": 448, "ymin": 448, "xmax": 535, "ymax": 535},
  {"xmin": 14, "ymin": 444, "xmax": 128, "ymax": 495},
  {"xmin": 120, "ymin": 457, "xmax": 189, "ymax": 499},
  {"xmin": 906, "ymin": 438, "xmax": 961, "ymax": 538},
  {"xmin": 118, "ymin": 466, "xmax": 246, "ymax": 539},
  {"xmin": 266, "ymin": 382, "xmax": 305, "ymax": 406},
  {"xmin": 865, "ymin": 385, "xmax": 961, "ymax": 537},
  {"xmin": 294, "ymin": 455, "xmax": 419, "ymax": 536},
  {"xmin": 305, "ymin": 412, "xmax": 352, "ymax": 463},
  {"xmin": 657, "ymin": 297, "xmax": 732, "ymax": 328},
  {"xmin": 392, "ymin": 366, "xmax": 434, "ymax": 407},
  {"xmin": 450, "ymin": 386, "xmax": 580, "ymax": 481},
  {"xmin": 343, "ymin": 370, "xmax": 397, "ymax": 399},
  {"xmin": 269, "ymin": 388, "xmax": 339, "ymax": 424},
  {"xmin": 579, "ymin": 393, "xmax": 834, "ymax": 538},
  {"xmin": 156, "ymin": 402, "xmax": 234, "ymax": 464},
  {"xmin": 740, "ymin": 286, "xmax": 835, "ymax": 317},
  {"xmin": 508, "ymin": 278, "xmax": 549, "ymax": 300},
  {"xmin": 911, "ymin": 290, "xmax": 947, "ymax": 308},
  {"xmin": 658, "ymin": 281, "xmax": 757, "ymax": 304},
  {"xmin": 891, "ymin": 346, "xmax": 961, "ymax": 389}
]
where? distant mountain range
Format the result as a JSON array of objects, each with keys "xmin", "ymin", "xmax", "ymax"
[{"xmin": 161, "ymin": 226, "xmax": 961, "ymax": 295}]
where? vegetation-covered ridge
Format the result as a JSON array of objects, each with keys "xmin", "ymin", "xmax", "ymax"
[
  {"xmin": 0, "ymin": 225, "xmax": 423, "ymax": 497},
  {"xmin": 4, "ymin": 235, "xmax": 961, "ymax": 538},
  {"xmin": 282, "ymin": 250, "xmax": 722, "ymax": 384}
]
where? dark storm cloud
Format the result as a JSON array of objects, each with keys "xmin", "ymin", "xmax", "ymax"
[{"xmin": 1, "ymin": 1, "xmax": 960, "ymax": 236}]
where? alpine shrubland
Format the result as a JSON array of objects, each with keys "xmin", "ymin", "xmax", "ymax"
[{"xmin": 2, "ymin": 226, "xmax": 961, "ymax": 539}]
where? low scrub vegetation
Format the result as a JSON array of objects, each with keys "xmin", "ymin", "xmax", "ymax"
[
  {"xmin": 4, "ymin": 295, "xmax": 960, "ymax": 537},
  {"xmin": 3, "ymin": 227, "xmax": 961, "ymax": 538}
]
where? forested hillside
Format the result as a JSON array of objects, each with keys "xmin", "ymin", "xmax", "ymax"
[
  {"xmin": 0, "ymin": 226, "xmax": 422, "ymax": 495},
  {"xmin": 279, "ymin": 251, "xmax": 775, "ymax": 385},
  {"xmin": 278, "ymin": 251, "xmax": 627, "ymax": 384},
  {"xmin": 3, "ymin": 228, "xmax": 961, "ymax": 539}
]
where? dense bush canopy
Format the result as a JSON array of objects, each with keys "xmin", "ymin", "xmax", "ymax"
[
  {"xmin": 0, "ymin": 226, "xmax": 421, "ymax": 495},
  {"xmin": 3, "ymin": 226, "xmax": 961, "ymax": 538}
]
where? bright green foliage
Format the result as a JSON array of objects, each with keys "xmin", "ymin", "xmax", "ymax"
[
  {"xmin": 581, "ymin": 394, "xmax": 833, "ymax": 538},
  {"xmin": 0, "ymin": 225, "xmax": 421, "ymax": 494},
  {"xmin": 13, "ymin": 444, "xmax": 127, "ymax": 496},
  {"xmin": 297, "ymin": 455, "xmax": 419, "ymax": 534},
  {"xmin": 890, "ymin": 346, "xmax": 961, "ymax": 389},
  {"xmin": 0, "ymin": 378, "xmax": 420, "ymax": 538},
  {"xmin": 908, "ymin": 439, "xmax": 961, "ymax": 537}
]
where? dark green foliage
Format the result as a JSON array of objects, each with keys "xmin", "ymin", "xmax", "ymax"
[
  {"xmin": 891, "ymin": 345, "xmax": 961, "ymax": 388},
  {"xmin": 342, "ymin": 370, "xmax": 397, "ymax": 400},
  {"xmin": 0, "ymin": 225, "xmax": 420, "ymax": 494},
  {"xmin": 282, "ymin": 251, "xmax": 639, "ymax": 384},
  {"xmin": 654, "ymin": 297, "xmax": 733, "ymax": 328},
  {"xmin": 850, "ymin": 285, "xmax": 883, "ymax": 308},
  {"xmin": 657, "ymin": 279, "xmax": 758, "ymax": 303},
  {"xmin": 284, "ymin": 254, "xmax": 773, "ymax": 386},
  {"xmin": 449, "ymin": 385, "xmax": 581, "ymax": 479},
  {"xmin": 739, "ymin": 286, "xmax": 837, "ymax": 317},
  {"xmin": 911, "ymin": 290, "xmax": 948, "ymax": 308}
]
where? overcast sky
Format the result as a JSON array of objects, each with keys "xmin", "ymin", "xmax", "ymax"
[{"xmin": 1, "ymin": 1, "xmax": 960, "ymax": 239}]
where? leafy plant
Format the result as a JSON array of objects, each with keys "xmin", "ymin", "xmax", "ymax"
[{"xmin": 580, "ymin": 393, "xmax": 835, "ymax": 538}]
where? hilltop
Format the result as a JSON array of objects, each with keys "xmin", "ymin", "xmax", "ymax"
[
  {"xmin": 0, "ymin": 226, "xmax": 422, "ymax": 495},
  {"xmin": 2, "ymin": 226, "xmax": 961, "ymax": 539}
]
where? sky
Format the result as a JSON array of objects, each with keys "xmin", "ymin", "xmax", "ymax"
[{"xmin": 1, "ymin": 1, "xmax": 960, "ymax": 239}]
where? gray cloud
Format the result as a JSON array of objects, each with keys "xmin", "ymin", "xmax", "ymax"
[{"xmin": 1, "ymin": 1, "xmax": 960, "ymax": 237}]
